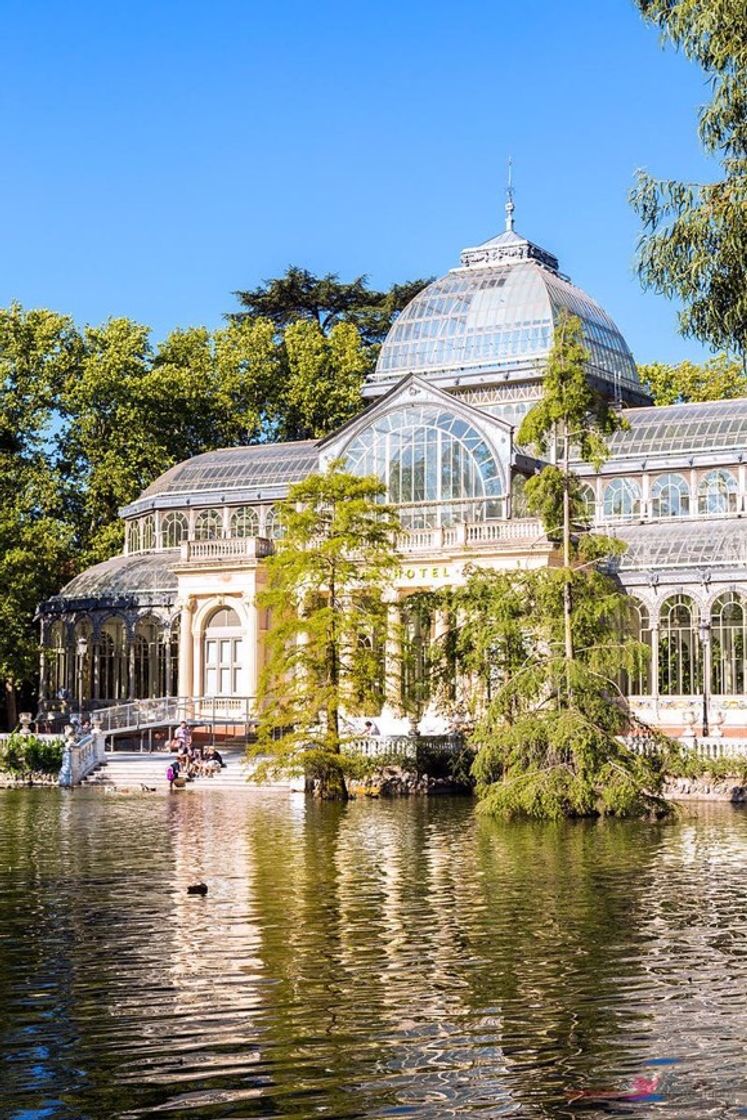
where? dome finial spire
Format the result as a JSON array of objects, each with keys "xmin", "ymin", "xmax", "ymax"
[{"xmin": 505, "ymin": 156, "xmax": 515, "ymax": 232}]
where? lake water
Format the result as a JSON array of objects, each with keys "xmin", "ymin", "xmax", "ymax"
[{"xmin": 1, "ymin": 789, "xmax": 747, "ymax": 1119}]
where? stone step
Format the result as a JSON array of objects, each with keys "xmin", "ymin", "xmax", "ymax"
[{"xmin": 79, "ymin": 750, "xmax": 298, "ymax": 791}]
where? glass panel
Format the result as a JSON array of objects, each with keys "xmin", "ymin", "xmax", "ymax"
[{"xmin": 344, "ymin": 405, "xmax": 504, "ymax": 517}]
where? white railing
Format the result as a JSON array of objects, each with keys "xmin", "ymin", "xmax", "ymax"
[
  {"xmin": 59, "ymin": 730, "xmax": 107, "ymax": 786},
  {"xmin": 93, "ymin": 695, "xmax": 256, "ymax": 734},
  {"xmin": 343, "ymin": 734, "xmax": 464, "ymax": 759},
  {"xmin": 465, "ymin": 518, "xmax": 545, "ymax": 544},
  {"xmin": 625, "ymin": 735, "xmax": 747, "ymax": 760},
  {"xmin": 180, "ymin": 537, "xmax": 274, "ymax": 563},
  {"xmin": 397, "ymin": 518, "xmax": 545, "ymax": 554}
]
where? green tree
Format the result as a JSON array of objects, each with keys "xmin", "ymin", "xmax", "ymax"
[
  {"xmin": 282, "ymin": 320, "xmax": 369, "ymax": 440},
  {"xmin": 250, "ymin": 463, "xmax": 401, "ymax": 800},
  {"xmin": 518, "ymin": 313, "xmax": 623, "ymax": 679},
  {"xmin": 231, "ymin": 265, "xmax": 430, "ymax": 347},
  {"xmin": 631, "ymin": 0, "xmax": 747, "ymax": 357},
  {"xmin": 451, "ymin": 313, "xmax": 669, "ymax": 820},
  {"xmin": 638, "ymin": 353, "xmax": 747, "ymax": 403},
  {"xmin": 60, "ymin": 317, "xmax": 275, "ymax": 563},
  {"xmin": 0, "ymin": 304, "xmax": 81, "ymax": 726}
]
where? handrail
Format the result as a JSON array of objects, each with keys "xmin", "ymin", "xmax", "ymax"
[{"xmin": 93, "ymin": 696, "xmax": 257, "ymax": 733}]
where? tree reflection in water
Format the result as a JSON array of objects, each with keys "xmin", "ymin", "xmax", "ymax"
[{"xmin": 1, "ymin": 792, "xmax": 747, "ymax": 1118}]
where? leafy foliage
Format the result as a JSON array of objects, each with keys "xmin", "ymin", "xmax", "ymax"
[
  {"xmin": 250, "ymin": 464, "xmax": 401, "ymax": 799},
  {"xmin": 281, "ymin": 320, "xmax": 369, "ymax": 440},
  {"xmin": 638, "ymin": 353, "xmax": 747, "ymax": 404},
  {"xmin": 232, "ymin": 265, "xmax": 430, "ymax": 347},
  {"xmin": 0, "ymin": 732, "xmax": 64, "ymax": 776},
  {"xmin": 446, "ymin": 312, "xmax": 671, "ymax": 820},
  {"xmin": 631, "ymin": 1, "xmax": 747, "ymax": 356}
]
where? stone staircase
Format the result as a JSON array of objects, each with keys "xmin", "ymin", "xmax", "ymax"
[{"xmin": 80, "ymin": 749, "xmax": 299, "ymax": 792}]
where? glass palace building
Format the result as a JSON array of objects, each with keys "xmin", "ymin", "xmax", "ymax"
[{"xmin": 38, "ymin": 206, "xmax": 747, "ymax": 739}]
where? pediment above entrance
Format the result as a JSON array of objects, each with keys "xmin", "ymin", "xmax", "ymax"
[{"xmin": 319, "ymin": 374, "xmax": 514, "ymax": 470}]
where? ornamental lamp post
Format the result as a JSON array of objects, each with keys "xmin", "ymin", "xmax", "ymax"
[
  {"xmin": 698, "ymin": 616, "xmax": 710, "ymax": 738},
  {"xmin": 76, "ymin": 636, "xmax": 88, "ymax": 714}
]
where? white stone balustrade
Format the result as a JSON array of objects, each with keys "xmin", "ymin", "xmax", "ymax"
[{"xmin": 179, "ymin": 537, "xmax": 274, "ymax": 564}]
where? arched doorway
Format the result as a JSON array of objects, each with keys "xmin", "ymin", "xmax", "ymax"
[{"xmin": 203, "ymin": 607, "xmax": 244, "ymax": 696}]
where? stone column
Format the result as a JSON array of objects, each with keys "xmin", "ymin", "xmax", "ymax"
[
  {"xmin": 242, "ymin": 591, "xmax": 260, "ymax": 710},
  {"xmin": 177, "ymin": 598, "xmax": 195, "ymax": 698}
]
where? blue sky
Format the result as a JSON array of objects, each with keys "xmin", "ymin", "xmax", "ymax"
[{"xmin": 0, "ymin": 0, "xmax": 716, "ymax": 364}]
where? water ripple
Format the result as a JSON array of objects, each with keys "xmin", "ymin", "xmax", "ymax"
[{"xmin": 1, "ymin": 791, "xmax": 747, "ymax": 1118}]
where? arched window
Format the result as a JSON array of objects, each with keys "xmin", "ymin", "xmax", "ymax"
[
  {"xmin": 163, "ymin": 618, "xmax": 180, "ymax": 697},
  {"xmin": 127, "ymin": 520, "xmax": 141, "ymax": 554},
  {"xmin": 624, "ymin": 599, "xmax": 652, "ymax": 696},
  {"xmin": 161, "ymin": 511, "xmax": 188, "ymax": 549},
  {"xmin": 602, "ymin": 478, "xmax": 641, "ymax": 521},
  {"xmin": 343, "ymin": 405, "xmax": 505, "ymax": 526},
  {"xmin": 711, "ymin": 593, "xmax": 747, "ymax": 695},
  {"xmin": 73, "ymin": 619, "xmax": 92, "ymax": 705},
  {"xmin": 96, "ymin": 618, "xmax": 128, "ymax": 702},
  {"xmin": 140, "ymin": 516, "xmax": 156, "ymax": 551},
  {"xmin": 578, "ymin": 483, "xmax": 596, "ymax": 526},
  {"xmin": 511, "ymin": 474, "xmax": 528, "ymax": 518},
  {"xmin": 659, "ymin": 594, "xmax": 701, "ymax": 695},
  {"xmin": 194, "ymin": 509, "xmax": 223, "ymax": 541},
  {"xmin": 651, "ymin": 474, "xmax": 690, "ymax": 518},
  {"xmin": 264, "ymin": 507, "xmax": 284, "ymax": 539},
  {"xmin": 133, "ymin": 618, "xmax": 162, "ymax": 699},
  {"xmin": 230, "ymin": 506, "xmax": 259, "ymax": 538},
  {"xmin": 698, "ymin": 469, "xmax": 738, "ymax": 516},
  {"xmin": 203, "ymin": 606, "xmax": 244, "ymax": 696}
]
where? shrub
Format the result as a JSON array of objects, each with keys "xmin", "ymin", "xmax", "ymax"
[{"xmin": 0, "ymin": 733, "xmax": 65, "ymax": 776}]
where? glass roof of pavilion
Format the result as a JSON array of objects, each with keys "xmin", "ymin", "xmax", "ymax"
[
  {"xmin": 140, "ymin": 441, "xmax": 319, "ymax": 499},
  {"xmin": 371, "ymin": 227, "xmax": 641, "ymax": 397},
  {"xmin": 602, "ymin": 398, "xmax": 747, "ymax": 461},
  {"xmin": 56, "ymin": 552, "xmax": 179, "ymax": 601},
  {"xmin": 610, "ymin": 518, "xmax": 747, "ymax": 571}
]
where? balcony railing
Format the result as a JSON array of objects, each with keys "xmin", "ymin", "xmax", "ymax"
[
  {"xmin": 398, "ymin": 518, "xmax": 545, "ymax": 552},
  {"xmin": 179, "ymin": 537, "xmax": 274, "ymax": 564}
]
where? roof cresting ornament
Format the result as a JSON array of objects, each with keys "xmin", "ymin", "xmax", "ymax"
[{"xmin": 505, "ymin": 155, "xmax": 515, "ymax": 232}]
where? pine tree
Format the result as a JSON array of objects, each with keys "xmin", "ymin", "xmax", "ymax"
[
  {"xmin": 450, "ymin": 314, "xmax": 670, "ymax": 820},
  {"xmin": 249, "ymin": 463, "xmax": 401, "ymax": 799}
]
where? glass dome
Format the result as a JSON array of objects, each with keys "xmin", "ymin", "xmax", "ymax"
[{"xmin": 370, "ymin": 226, "xmax": 642, "ymax": 400}]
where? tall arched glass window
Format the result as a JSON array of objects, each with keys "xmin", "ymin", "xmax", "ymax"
[
  {"xmin": 230, "ymin": 507, "xmax": 259, "ymax": 538},
  {"xmin": 602, "ymin": 478, "xmax": 641, "ymax": 521},
  {"xmin": 126, "ymin": 520, "xmax": 141, "ymax": 554},
  {"xmin": 623, "ymin": 599, "xmax": 652, "ymax": 696},
  {"xmin": 343, "ymin": 405, "xmax": 505, "ymax": 528},
  {"xmin": 133, "ymin": 618, "xmax": 162, "ymax": 699},
  {"xmin": 161, "ymin": 511, "xmax": 188, "ymax": 549},
  {"xmin": 203, "ymin": 607, "xmax": 243, "ymax": 696},
  {"xmin": 711, "ymin": 593, "xmax": 747, "ymax": 695},
  {"xmin": 162, "ymin": 618, "xmax": 179, "ymax": 697},
  {"xmin": 140, "ymin": 516, "xmax": 156, "ymax": 551},
  {"xmin": 651, "ymin": 474, "xmax": 690, "ymax": 518},
  {"xmin": 264, "ymin": 507, "xmax": 284, "ymax": 539},
  {"xmin": 96, "ymin": 618, "xmax": 128, "ymax": 701},
  {"xmin": 659, "ymin": 594, "xmax": 701, "ymax": 695},
  {"xmin": 578, "ymin": 483, "xmax": 596, "ymax": 526},
  {"xmin": 194, "ymin": 509, "xmax": 223, "ymax": 541},
  {"xmin": 698, "ymin": 469, "xmax": 738, "ymax": 515}
]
